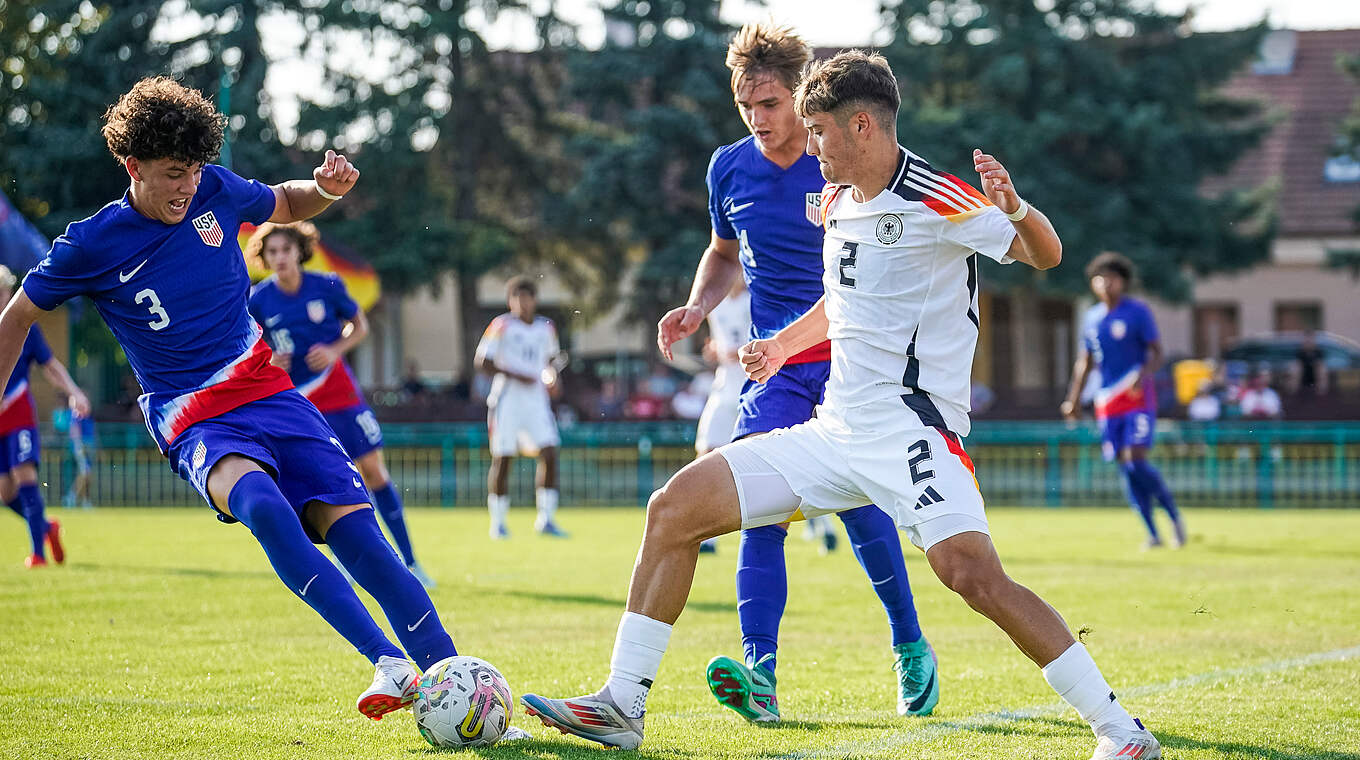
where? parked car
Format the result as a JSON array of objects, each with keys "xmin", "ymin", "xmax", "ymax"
[{"xmin": 1222, "ymin": 331, "xmax": 1360, "ymax": 371}]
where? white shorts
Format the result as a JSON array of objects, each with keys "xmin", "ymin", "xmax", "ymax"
[
  {"xmin": 717, "ymin": 407, "xmax": 988, "ymax": 551},
  {"xmin": 488, "ymin": 395, "xmax": 560, "ymax": 457}
]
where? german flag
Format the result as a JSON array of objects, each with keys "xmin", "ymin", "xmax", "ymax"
[{"xmin": 238, "ymin": 222, "xmax": 381, "ymax": 310}]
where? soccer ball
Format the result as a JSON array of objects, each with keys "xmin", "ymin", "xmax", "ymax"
[{"xmin": 412, "ymin": 655, "xmax": 514, "ymax": 748}]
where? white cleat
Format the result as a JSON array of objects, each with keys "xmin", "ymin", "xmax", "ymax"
[
  {"xmin": 356, "ymin": 655, "xmax": 418, "ymax": 721},
  {"xmin": 407, "ymin": 563, "xmax": 436, "ymax": 589},
  {"xmin": 1090, "ymin": 718, "xmax": 1162, "ymax": 759},
  {"xmin": 520, "ymin": 686, "xmax": 644, "ymax": 749}
]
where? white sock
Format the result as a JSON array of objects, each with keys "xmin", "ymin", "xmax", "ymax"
[
  {"xmin": 604, "ymin": 612, "xmax": 672, "ymax": 719},
  {"xmin": 487, "ymin": 493, "xmax": 509, "ymax": 530},
  {"xmin": 535, "ymin": 487, "xmax": 559, "ymax": 525},
  {"xmin": 1042, "ymin": 642, "xmax": 1135, "ymax": 734}
]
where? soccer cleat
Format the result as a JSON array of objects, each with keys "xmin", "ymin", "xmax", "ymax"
[
  {"xmin": 501, "ymin": 726, "xmax": 532, "ymax": 741},
  {"xmin": 1171, "ymin": 517, "xmax": 1187, "ymax": 548},
  {"xmin": 1141, "ymin": 537, "xmax": 1163, "ymax": 551},
  {"xmin": 490, "ymin": 524, "xmax": 510, "ymax": 540},
  {"xmin": 893, "ymin": 637, "xmax": 939, "ymax": 716},
  {"xmin": 520, "ymin": 686, "xmax": 645, "ymax": 749},
  {"xmin": 535, "ymin": 520, "xmax": 569, "ymax": 538},
  {"xmin": 407, "ymin": 563, "xmax": 436, "ymax": 589},
  {"xmin": 23, "ymin": 554, "xmax": 46, "ymax": 569},
  {"xmin": 1090, "ymin": 718, "xmax": 1162, "ymax": 759},
  {"xmin": 706, "ymin": 653, "xmax": 780, "ymax": 722},
  {"xmin": 46, "ymin": 519, "xmax": 64, "ymax": 564},
  {"xmin": 356, "ymin": 655, "xmax": 419, "ymax": 721}
]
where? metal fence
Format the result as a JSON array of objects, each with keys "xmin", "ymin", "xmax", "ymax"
[{"xmin": 37, "ymin": 420, "xmax": 1360, "ymax": 509}]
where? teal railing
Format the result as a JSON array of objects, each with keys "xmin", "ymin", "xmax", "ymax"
[{"xmin": 41, "ymin": 420, "xmax": 1360, "ymax": 509}]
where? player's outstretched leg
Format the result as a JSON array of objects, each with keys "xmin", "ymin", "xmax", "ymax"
[
  {"xmin": 1119, "ymin": 461, "xmax": 1160, "ymax": 548},
  {"xmin": 927, "ymin": 531, "xmax": 1160, "ymax": 759},
  {"xmin": 356, "ymin": 448, "xmax": 433, "ymax": 585},
  {"xmin": 16, "ymin": 480, "xmax": 58, "ymax": 567},
  {"xmin": 224, "ymin": 470, "xmax": 414, "ymax": 720},
  {"xmin": 839, "ymin": 505, "xmax": 936, "ymax": 716},
  {"xmin": 1128, "ymin": 457, "xmax": 1184, "ymax": 547},
  {"xmin": 522, "ymin": 453, "xmax": 746, "ymax": 749},
  {"xmin": 703, "ymin": 523, "xmax": 786, "ymax": 722}
]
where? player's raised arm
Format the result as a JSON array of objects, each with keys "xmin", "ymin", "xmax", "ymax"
[
  {"xmin": 41, "ymin": 356, "xmax": 91, "ymax": 418},
  {"xmin": 973, "ymin": 149, "xmax": 1062, "ymax": 270},
  {"xmin": 739, "ymin": 296, "xmax": 828, "ymax": 383},
  {"xmin": 657, "ymin": 232, "xmax": 743, "ymax": 360},
  {"xmin": 0, "ymin": 290, "xmax": 46, "ymax": 392},
  {"xmin": 268, "ymin": 149, "xmax": 359, "ymax": 223}
]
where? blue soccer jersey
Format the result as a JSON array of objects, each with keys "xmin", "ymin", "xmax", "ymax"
[
  {"xmin": 22, "ymin": 164, "xmax": 292, "ymax": 452},
  {"xmin": 0, "ymin": 326, "xmax": 52, "ymax": 435},
  {"xmin": 249, "ymin": 272, "xmax": 363, "ymax": 413},
  {"xmin": 707, "ymin": 136, "xmax": 830, "ymax": 363},
  {"xmin": 1083, "ymin": 297, "xmax": 1159, "ymax": 419}
]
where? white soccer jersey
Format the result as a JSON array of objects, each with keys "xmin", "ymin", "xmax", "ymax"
[
  {"xmin": 697, "ymin": 290, "xmax": 752, "ymax": 451},
  {"xmin": 475, "ymin": 313, "xmax": 559, "ymax": 407},
  {"xmin": 818, "ymin": 147, "xmax": 1017, "ymax": 436}
]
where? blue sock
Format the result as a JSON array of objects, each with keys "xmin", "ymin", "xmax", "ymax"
[
  {"xmin": 228, "ymin": 472, "xmax": 401, "ymax": 664},
  {"xmin": 1120, "ymin": 463, "xmax": 1159, "ymax": 541},
  {"xmin": 6, "ymin": 496, "xmax": 23, "ymax": 519},
  {"xmin": 326, "ymin": 508, "xmax": 455, "ymax": 671},
  {"xmin": 17, "ymin": 484, "xmax": 46, "ymax": 558},
  {"xmin": 839, "ymin": 505, "xmax": 922, "ymax": 646},
  {"xmin": 736, "ymin": 524, "xmax": 787, "ymax": 674},
  {"xmin": 371, "ymin": 482, "xmax": 416, "ymax": 567},
  {"xmin": 1129, "ymin": 459, "xmax": 1180, "ymax": 522}
]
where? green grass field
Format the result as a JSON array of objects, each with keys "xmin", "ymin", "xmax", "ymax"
[{"xmin": 2, "ymin": 506, "xmax": 1358, "ymax": 759}]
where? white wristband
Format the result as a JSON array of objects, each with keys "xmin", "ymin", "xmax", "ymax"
[
  {"xmin": 1005, "ymin": 199, "xmax": 1029, "ymax": 222},
  {"xmin": 315, "ymin": 184, "xmax": 344, "ymax": 201}
]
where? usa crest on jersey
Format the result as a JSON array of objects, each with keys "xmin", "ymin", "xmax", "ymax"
[
  {"xmin": 191, "ymin": 211, "xmax": 224, "ymax": 247},
  {"xmin": 307, "ymin": 299, "xmax": 326, "ymax": 323},
  {"xmin": 805, "ymin": 192, "xmax": 822, "ymax": 225}
]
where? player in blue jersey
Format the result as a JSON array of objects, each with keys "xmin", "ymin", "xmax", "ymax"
[
  {"xmin": 1062, "ymin": 252, "xmax": 1185, "ymax": 548},
  {"xmin": 0, "ymin": 266, "xmax": 89, "ymax": 567},
  {"xmin": 59, "ymin": 404, "xmax": 97, "ymax": 508},
  {"xmin": 247, "ymin": 222, "xmax": 434, "ymax": 587},
  {"xmin": 0, "ymin": 77, "xmax": 459, "ymax": 721},
  {"xmin": 653, "ymin": 24, "xmax": 935, "ymax": 722}
]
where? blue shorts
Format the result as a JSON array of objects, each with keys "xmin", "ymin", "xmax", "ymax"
[
  {"xmin": 70, "ymin": 440, "xmax": 94, "ymax": 475},
  {"xmin": 0, "ymin": 427, "xmax": 40, "ymax": 472},
  {"xmin": 732, "ymin": 361, "xmax": 829, "ymax": 440},
  {"xmin": 322, "ymin": 402, "xmax": 384, "ymax": 460},
  {"xmin": 168, "ymin": 390, "xmax": 370, "ymax": 538},
  {"xmin": 1100, "ymin": 410, "xmax": 1155, "ymax": 461}
]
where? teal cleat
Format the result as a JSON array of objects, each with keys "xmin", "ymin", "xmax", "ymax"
[
  {"xmin": 893, "ymin": 637, "xmax": 939, "ymax": 716},
  {"xmin": 706, "ymin": 653, "xmax": 780, "ymax": 723}
]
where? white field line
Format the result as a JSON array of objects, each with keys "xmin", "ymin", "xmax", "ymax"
[{"xmin": 779, "ymin": 644, "xmax": 1360, "ymax": 759}]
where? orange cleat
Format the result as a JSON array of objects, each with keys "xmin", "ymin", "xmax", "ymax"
[
  {"xmin": 24, "ymin": 554, "xmax": 46, "ymax": 569},
  {"xmin": 46, "ymin": 519, "xmax": 64, "ymax": 564}
]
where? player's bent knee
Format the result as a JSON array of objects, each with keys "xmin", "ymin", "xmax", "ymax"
[
  {"xmin": 206, "ymin": 455, "xmax": 271, "ymax": 516},
  {"xmin": 644, "ymin": 454, "xmax": 741, "ymax": 542},
  {"xmin": 307, "ymin": 502, "xmax": 372, "ymax": 539}
]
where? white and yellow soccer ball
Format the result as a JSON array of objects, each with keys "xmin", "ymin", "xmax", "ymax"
[{"xmin": 412, "ymin": 655, "xmax": 514, "ymax": 748}]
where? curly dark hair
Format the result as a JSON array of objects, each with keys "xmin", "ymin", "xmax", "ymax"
[
  {"xmin": 1085, "ymin": 251, "xmax": 1135, "ymax": 283},
  {"xmin": 246, "ymin": 222, "xmax": 320, "ymax": 268},
  {"xmin": 101, "ymin": 77, "xmax": 225, "ymax": 165},
  {"xmin": 506, "ymin": 275, "xmax": 537, "ymax": 299}
]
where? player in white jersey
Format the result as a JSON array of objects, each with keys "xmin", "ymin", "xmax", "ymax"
[
  {"xmin": 522, "ymin": 51, "xmax": 1161, "ymax": 760},
  {"xmin": 475, "ymin": 276, "xmax": 567, "ymax": 539}
]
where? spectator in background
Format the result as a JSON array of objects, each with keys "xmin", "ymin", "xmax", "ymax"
[
  {"xmin": 1292, "ymin": 330, "xmax": 1327, "ymax": 396},
  {"xmin": 595, "ymin": 379, "xmax": 625, "ymax": 420},
  {"xmin": 1239, "ymin": 371, "xmax": 1283, "ymax": 419},
  {"xmin": 401, "ymin": 359, "xmax": 428, "ymax": 399},
  {"xmin": 1186, "ymin": 381, "xmax": 1222, "ymax": 422}
]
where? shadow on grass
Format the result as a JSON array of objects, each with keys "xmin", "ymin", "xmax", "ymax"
[
  {"xmin": 67, "ymin": 562, "xmax": 274, "ymax": 580},
  {"xmin": 493, "ymin": 589, "xmax": 736, "ymax": 615},
  {"xmin": 406, "ymin": 736, "xmax": 704, "ymax": 758}
]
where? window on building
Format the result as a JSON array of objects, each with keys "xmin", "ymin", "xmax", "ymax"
[
  {"xmin": 1194, "ymin": 304, "xmax": 1239, "ymax": 358},
  {"xmin": 1274, "ymin": 302, "xmax": 1323, "ymax": 332}
]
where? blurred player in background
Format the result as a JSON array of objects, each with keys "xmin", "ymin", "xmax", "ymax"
[
  {"xmin": 475, "ymin": 276, "xmax": 567, "ymax": 539},
  {"xmin": 0, "ymin": 266, "xmax": 89, "ymax": 566},
  {"xmin": 248, "ymin": 222, "xmax": 434, "ymax": 588},
  {"xmin": 693, "ymin": 280, "xmax": 750, "ymax": 554},
  {"xmin": 524, "ymin": 50, "xmax": 1161, "ymax": 760},
  {"xmin": 60, "ymin": 402, "xmax": 97, "ymax": 508},
  {"xmin": 1062, "ymin": 253, "xmax": 1185, "ymax": 549},
  {"xmin": 653, "ymin": 23, "xmax": 933, "ymax": 723},
  {"xmin": 1, "ymin": 77, "xmax": 462, "ymax": 719}
]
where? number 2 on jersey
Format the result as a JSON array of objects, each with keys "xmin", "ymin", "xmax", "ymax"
[
  {"xmin": 135, "ymin": 288, "xmax": 171, "ymax": 331},
  {"xmin": 838, "ymin": 241, "xmax": 858, "ymax": 287}
]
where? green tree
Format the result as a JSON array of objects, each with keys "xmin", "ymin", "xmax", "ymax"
[
  {"xmin": 278, "ymin": 0, "xmax": 577, "ymax": 376},
  {"xmin": 551, "ymin": 0, "xmax": 739, "ymax": 328},
  {"xmin": 878, "ymin": 0, "xmax": 1275, "ymax": 300}
]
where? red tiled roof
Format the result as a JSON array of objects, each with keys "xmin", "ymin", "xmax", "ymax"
[{"xmin": 1211, "ymin": 29, "xmax": 1360, "ymax": 236}]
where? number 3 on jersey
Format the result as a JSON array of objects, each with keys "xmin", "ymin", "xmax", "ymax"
[{"xmin": 135, "ymin": 288, "xmax": 171, "ymax": 331}]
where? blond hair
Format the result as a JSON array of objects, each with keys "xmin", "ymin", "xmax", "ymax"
[{"xmin": 726, "ymin": 22, "xmax": 811, "ymax": 93}]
